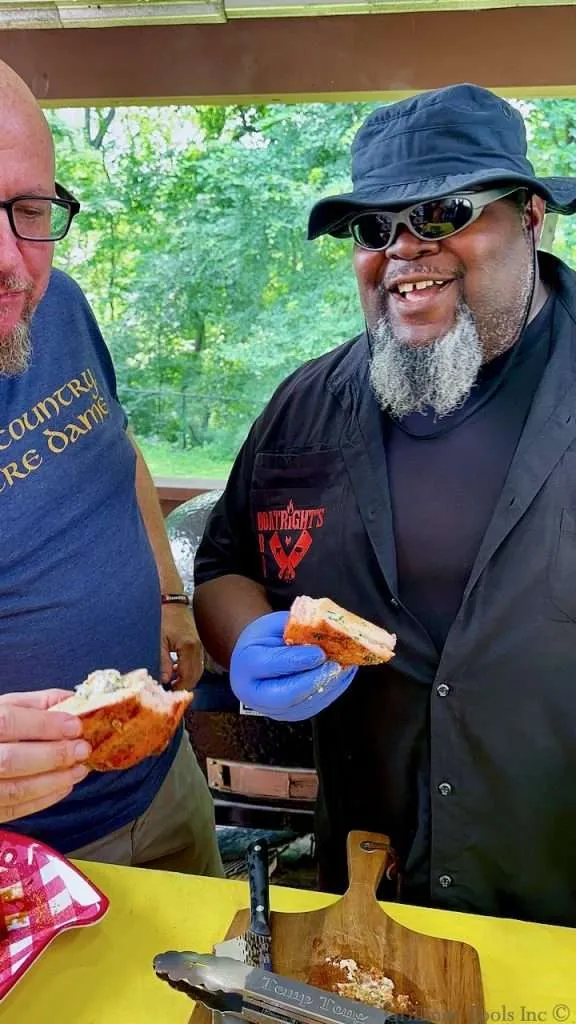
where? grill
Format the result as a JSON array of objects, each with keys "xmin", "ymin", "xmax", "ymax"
[{"xmin": 166, "ymin": 492, "xmax": 317, "ymax": 833}]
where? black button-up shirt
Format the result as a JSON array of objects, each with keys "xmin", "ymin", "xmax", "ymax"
[
  {"xmin": 195, "ymin": 252, "xmax": 576, "ymax": 927},
  {"xmin": 386, "ymin": 295, "xmax": 554, "ymax": 651}
]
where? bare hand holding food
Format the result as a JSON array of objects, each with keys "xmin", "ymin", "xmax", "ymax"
[{"xmin": 0, "ymin": 689, "xmax": 90, "ymax": 823}]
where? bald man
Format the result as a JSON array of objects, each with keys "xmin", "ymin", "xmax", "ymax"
[{"xmin": 0, "ymin": 61, "xmax": 223, "ymax": 877}]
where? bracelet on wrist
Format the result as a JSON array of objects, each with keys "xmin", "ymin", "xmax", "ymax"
[{"xmin": 161, "ymin": 593, "xmax": 191, "ymax": 606}]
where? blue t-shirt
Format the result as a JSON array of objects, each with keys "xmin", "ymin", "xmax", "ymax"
[{"xmin": 0, "ymin": 268, "xmax": 180, "ymax": 852}]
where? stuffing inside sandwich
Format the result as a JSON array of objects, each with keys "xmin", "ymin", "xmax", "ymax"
[
  {"xmin": 284, "ymin": 596, "xmax": 396, "ymax": 666},
  {"xmin": 49, "ymin": 668, "xmax": 192, "ymax": 772}
]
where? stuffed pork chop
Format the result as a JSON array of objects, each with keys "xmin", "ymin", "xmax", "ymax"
[
  {"xmin": 48, "ymin": 668, "xmax": 192, "ymax": 771},
  {"xmin": 283, "ymin": 596, "xmax": 396, "ymax": 667}
]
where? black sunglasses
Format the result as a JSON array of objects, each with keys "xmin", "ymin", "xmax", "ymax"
[{"xmin": 348, "ymin": 187, "xmax": 521, "ymax": 251}]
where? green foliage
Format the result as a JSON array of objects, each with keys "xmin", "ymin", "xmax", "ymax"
[
  {"xmin": 521, "ymin": 98, "xmax": 576, "ymax": 264},
  {"xmin": 46, "ymin": 97, "xmax": 576, "ymax": 477}
]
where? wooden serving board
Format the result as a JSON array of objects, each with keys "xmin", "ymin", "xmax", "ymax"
[{"xmin": 190, "ymin": 830, "xmax": 485, "ymax": 1024}]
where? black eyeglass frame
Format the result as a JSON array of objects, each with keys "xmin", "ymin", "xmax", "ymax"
[
  {"xmin": 348, "ymin": 186, "xmax": 522, "ymax": 251},
  {"xmin": 0, "ymin": 182, "xmax": 81, "ymax": 242}
]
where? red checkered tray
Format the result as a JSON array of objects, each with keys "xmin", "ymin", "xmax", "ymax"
[{"xmin": 0, "ymin": 830, "xmax": 109, "ymax": 1002}]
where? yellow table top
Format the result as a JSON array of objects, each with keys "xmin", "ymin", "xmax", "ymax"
[{"xmin": 2, "ymin": 860, "xmax": 575, "ymax": 1023}]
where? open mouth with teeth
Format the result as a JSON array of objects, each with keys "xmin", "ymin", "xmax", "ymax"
[{"xmin": 392, "ymin": 279, "xmax": 453, "ymax": 299}]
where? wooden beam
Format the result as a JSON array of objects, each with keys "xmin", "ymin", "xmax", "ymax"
[{"xmin": 0, "ymin": 8, "xmax": 575, "ymax": 106}]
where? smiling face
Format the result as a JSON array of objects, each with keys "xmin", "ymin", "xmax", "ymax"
[
  {"xmin": 353, "ymin": 191, "xmax": 547, "ymax": 418},
  {"xmin": 354, "ymin": 191, "xmax": 546, "ymax": 352}
]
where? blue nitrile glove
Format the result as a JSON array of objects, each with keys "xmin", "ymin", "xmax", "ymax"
[{"xmin": 229, "ymin": 610, "xmax": 357, "ymax": 722}]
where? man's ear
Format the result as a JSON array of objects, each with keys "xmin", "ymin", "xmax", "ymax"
[{"xmin": 523, "ymin": 193, "xmax": 547, "ymax": 244}]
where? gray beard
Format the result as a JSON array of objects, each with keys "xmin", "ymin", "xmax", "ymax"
[
  {"xmin": 0, "ymin": 306, "xmax": 33, "ymax": 379},
  {"xmin": 369, "ymin": 303, "xmax": 485, "ymax": 419}
]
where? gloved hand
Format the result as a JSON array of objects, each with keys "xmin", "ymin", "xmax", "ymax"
[{"xmin": 229, "ymin": 611, "xmax": 357, "ymax": 722}]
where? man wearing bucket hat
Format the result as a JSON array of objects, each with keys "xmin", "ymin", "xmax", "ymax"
[{"xmin": 194, "ymin": 84, "xmax": 576, "ymax": 926}]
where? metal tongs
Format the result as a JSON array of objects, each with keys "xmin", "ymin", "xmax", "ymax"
[{"xmin": 152, "ymin": 951, "xmax": 435, "ymax": 1024}]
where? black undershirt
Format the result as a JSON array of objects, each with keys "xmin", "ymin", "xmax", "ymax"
[{"xmin": 385, "ymin": 295, "xmax": 554, "ymax": 654}]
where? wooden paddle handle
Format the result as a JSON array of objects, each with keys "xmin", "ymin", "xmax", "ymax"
[{"xmin": 345, "ymin": 830, "xmax": 392, "ymax": 894}]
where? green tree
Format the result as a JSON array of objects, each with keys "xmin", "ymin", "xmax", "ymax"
[{"xmin": 45, "ymin": 97, "xmax": 576, "ymax": 476}]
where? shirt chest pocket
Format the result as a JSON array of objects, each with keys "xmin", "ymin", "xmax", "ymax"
[
  {"xmin": 547, "ymin": 451, "xmax": 576, "ymax": 620},
  {"xmin": 549, "ymin": 507, "xmax": 576, "ymax": 620},
  {"xmin": 250, "ymin": 450, "xmax": 346, "ymax": 600}
]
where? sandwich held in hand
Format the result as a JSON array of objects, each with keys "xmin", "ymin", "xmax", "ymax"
[
  {"xmin": 48, "ymin": 669, "xmax": 191, "ymax": 771},
  {"xmin": 283, "ymin": 596, "xmax": 396, "ymax": 667},
  {"xmin": 229, "ymin": 611, "xmax": 359, "ymax": 723}
]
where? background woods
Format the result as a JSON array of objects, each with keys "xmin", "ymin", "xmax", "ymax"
[{"xmin": 48, "ymin": 98, "xmax": 576, "ymax": 478}]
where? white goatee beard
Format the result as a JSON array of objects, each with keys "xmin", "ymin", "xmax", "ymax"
[
  {"xmin": 369, "ymin": 303, "xmax": 484, "ymax": 419},
  {"xmin": 0, "ymin": 317, "xmax": 32, "ymax": 378}
]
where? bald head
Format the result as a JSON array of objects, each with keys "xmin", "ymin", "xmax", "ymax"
[
  {"xmin": 0, "ymin": 60, "xmax": 54, "ymax": 176},
  {"xmin": 0, "ymin": 60, "xmax": 59, "ymax": 376}
]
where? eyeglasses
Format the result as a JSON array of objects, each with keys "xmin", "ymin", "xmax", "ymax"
[
  {"xmin": 0, "ymin": 182, "xmax": 80, "ymax": 242},
  {"xmin": 348, "ymin": 187, "xmax": 521, "ymax": 251}
]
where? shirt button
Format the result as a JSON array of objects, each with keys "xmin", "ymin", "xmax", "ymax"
[
  {"xmin": 439, "ymin": 874, "xmax": 453, "ymax": 888},
  {"xmin": 438, "ymin": 782, "xmax": 452, "ymax": 796},
  {"xmin": 390, "ymin": 598, "xmax": 399, "ymax": 609},
  {"xmin": 436, "ymin": 683, "xmax": 450, "ymax": 697}
]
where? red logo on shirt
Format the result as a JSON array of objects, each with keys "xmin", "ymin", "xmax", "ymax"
[{"xmin": 256, "ymin": 500, "xmax": 325, "ymax": 581}]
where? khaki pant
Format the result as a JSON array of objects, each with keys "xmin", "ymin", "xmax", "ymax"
[{"xmin": 70, "ymin": 733, "xmax": 225, "ymax": 877}]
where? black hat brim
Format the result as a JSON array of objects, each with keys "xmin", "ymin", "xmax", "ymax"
[{"xmin": 307, "ymin": 169, "xmax": 576, "ymax": 241}]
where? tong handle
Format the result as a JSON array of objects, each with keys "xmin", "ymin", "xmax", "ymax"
[
  {"xmin": 243, "ymin": 969, "xmax": 434, "ymax": 1024},
  {"xmin": 247, "ymin": 839, "xmax": 271, "ymax": 937}
]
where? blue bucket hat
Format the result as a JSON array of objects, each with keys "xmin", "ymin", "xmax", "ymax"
[{"xmin": 307, "ymin": 83, "xmax": 576, "ymax": 240}]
